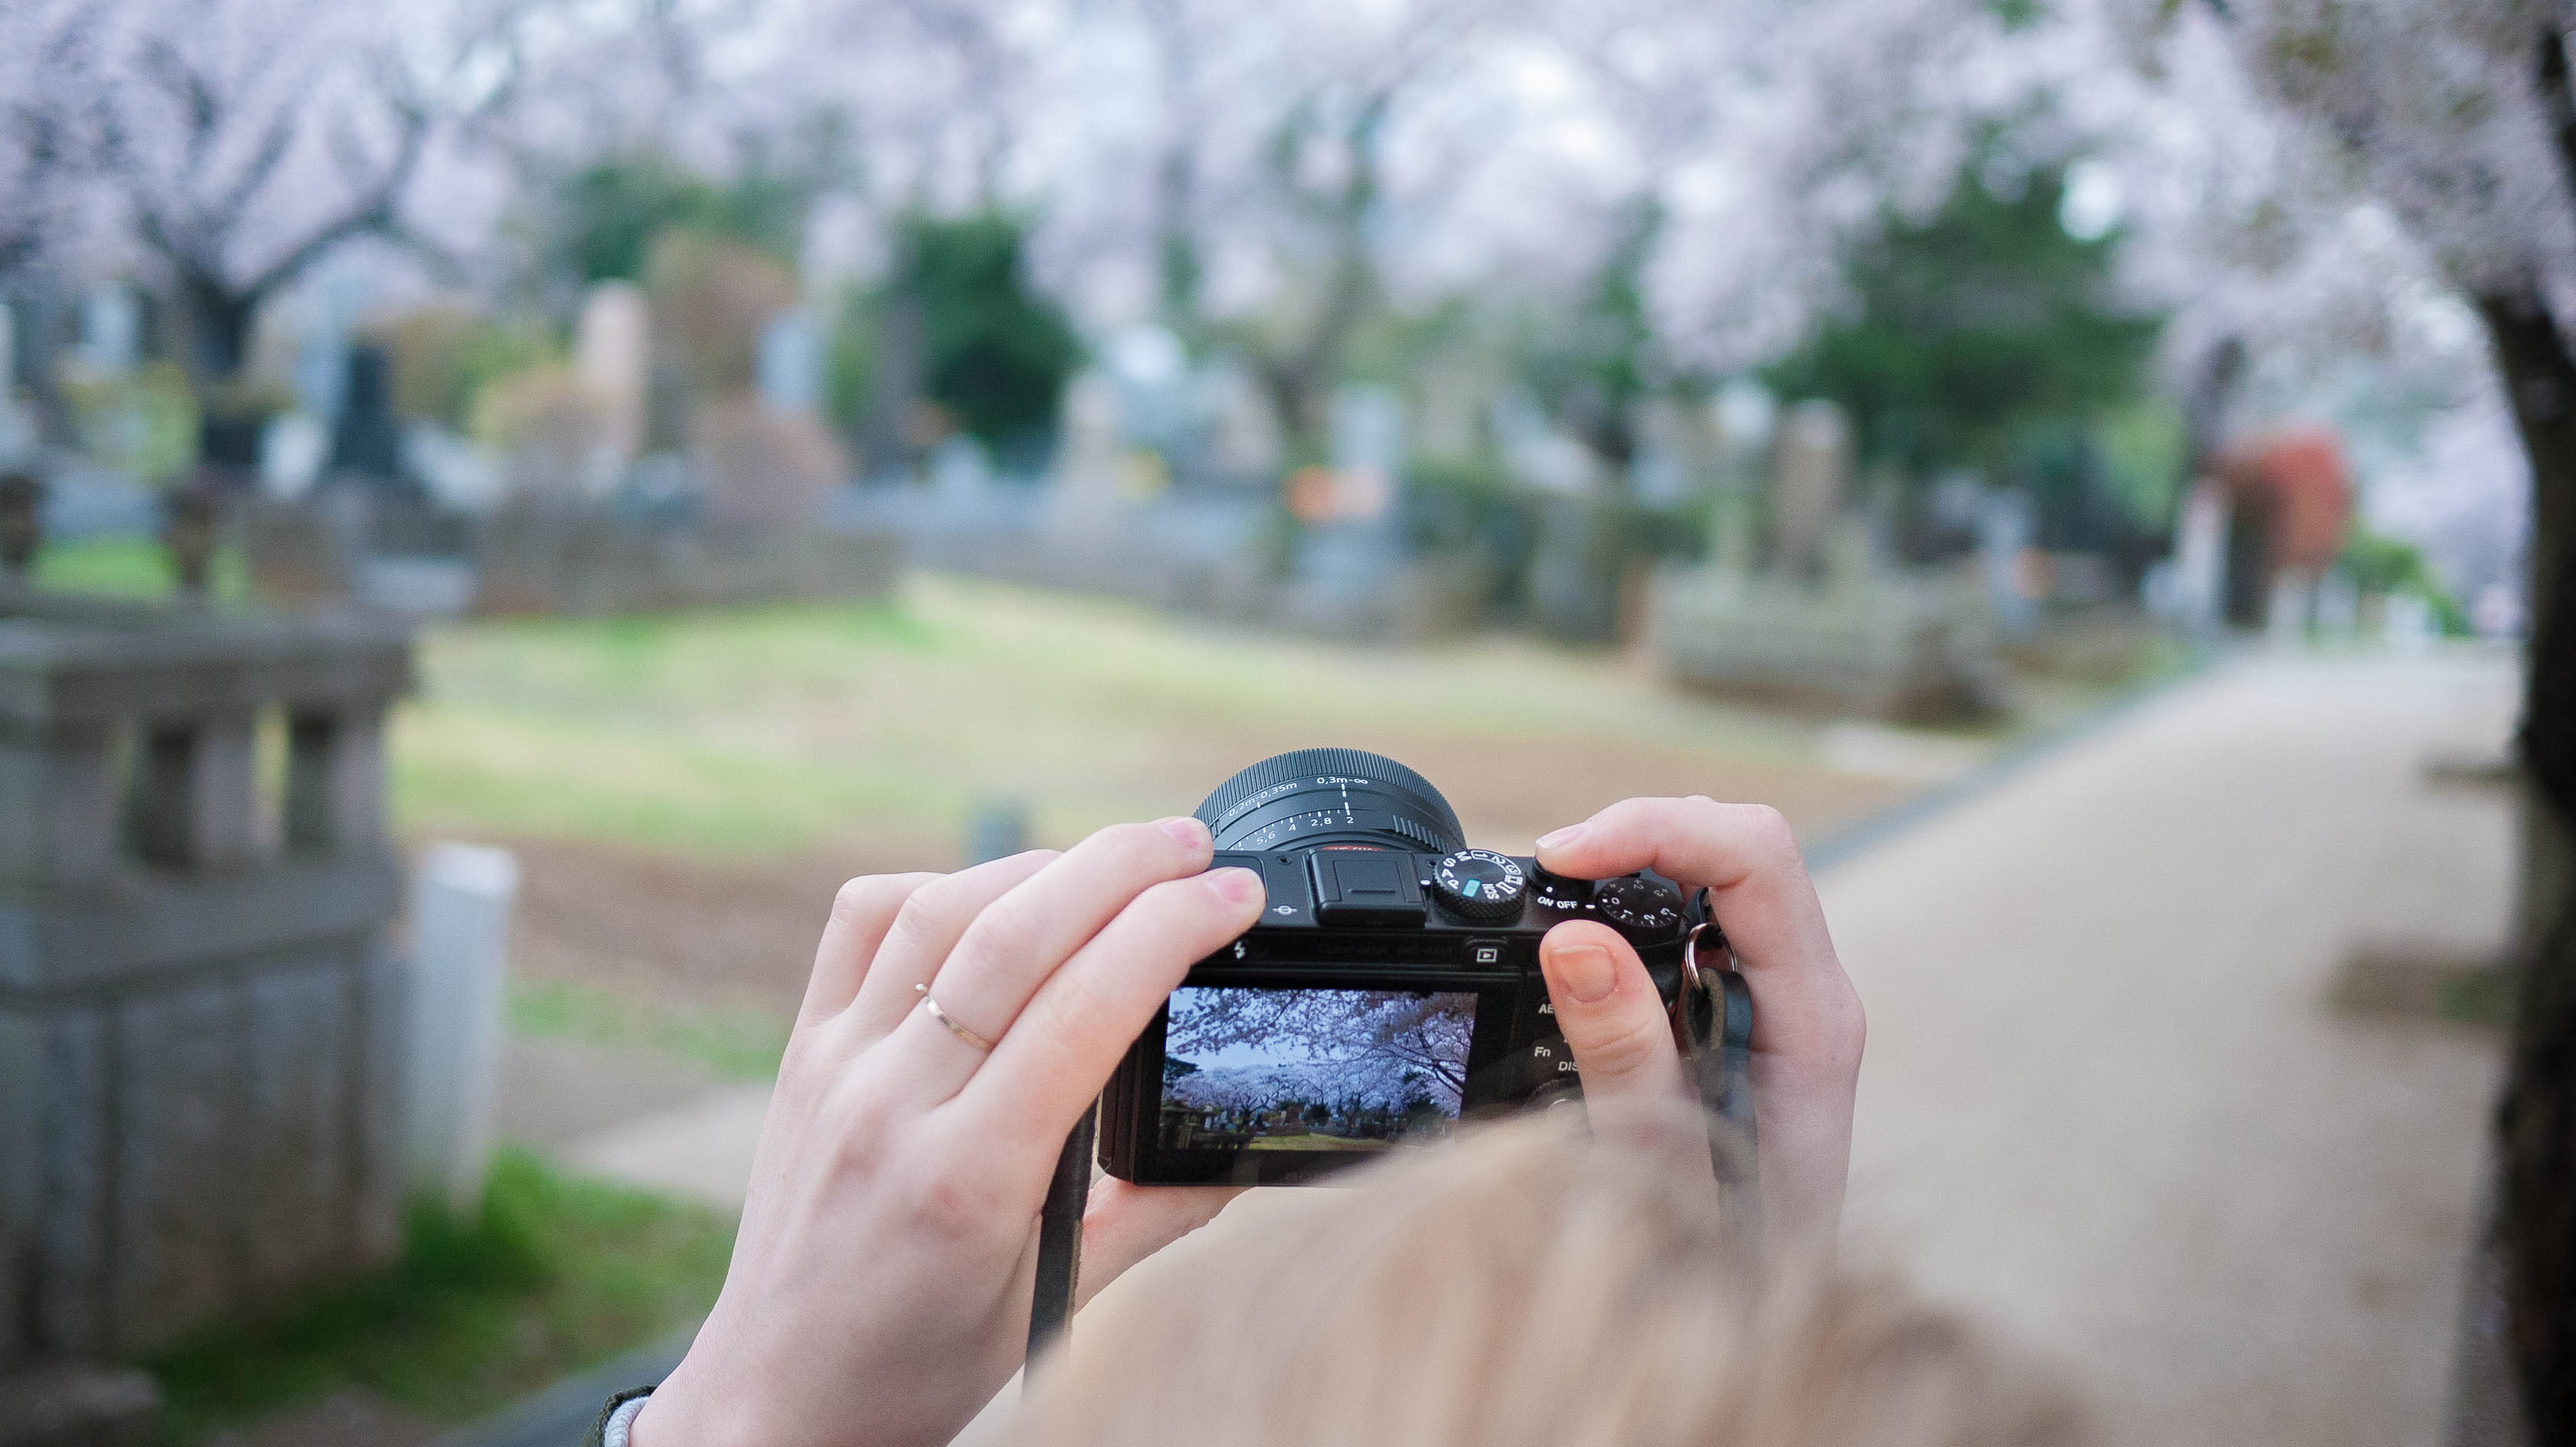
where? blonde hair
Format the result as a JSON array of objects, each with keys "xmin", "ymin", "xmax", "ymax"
[{"xmin": 1022, "ymin": 1114, "xmax": 2077, "ymax": 1447}]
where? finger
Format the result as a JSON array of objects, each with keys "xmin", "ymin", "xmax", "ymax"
[
  {"xmin": 1539, "ymin": 920, "xmax": 1710, "ymax": 1177},
  {"xmin": 957, "ymin": 865, "xmax": 1265, "ymax": 1157},
  {"xmin": 1534, "ymin": 796, "xmax": 1854, "ymax": 1071},
  {"xmin": 838, "ymin": 850, "xmax": 1058, "ymax": 1043},
  {"xmin": 1539, "ymin": 920, "xmax": 1688, "ymax": 1106},
  {"xmin": 884, "ymin": 817, "xmax": 1216, "ymax": 1090},
  {"xmin": 800, "ymin": 871, "xmax": 940, "ymax": 1027},
  {"xmin": 1073, "ymin": 1180, "xmax": 1244, "ymax": 1313}
]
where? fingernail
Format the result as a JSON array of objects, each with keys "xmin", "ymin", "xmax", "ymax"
[
  {"xmin": 1536, "ymin": 824, "xmax": 1586, "ymax": 851},
  {"xmin": 1158, "ymin": 815, "xmax": 1211, "ymax": 849},
  {"xmin": 1549, "ymin": 941, "xmax": 1617, "ymax": 1003},
  {"xmin": 1206, "ymin": 866, "xmax": 1263, "ymax": 906}
]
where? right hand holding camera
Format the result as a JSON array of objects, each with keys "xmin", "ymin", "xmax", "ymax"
[{"xmin": 1534, "ymin": 796, "xmax": 1864, "ymax": 1248}]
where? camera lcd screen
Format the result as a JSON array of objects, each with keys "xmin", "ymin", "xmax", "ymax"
[{"xmin": 1157, "ymin": 986, "xmax": 1476, "ymax": 1154}]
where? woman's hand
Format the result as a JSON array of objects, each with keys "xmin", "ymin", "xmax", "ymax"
[
  {"xmin": 636, "ymin": 818, "xmax": 1265, "ymax": 1447},
  {"xmin": 1532, "ymin": 797, "xmax": 1863, "ymax": 1248}
]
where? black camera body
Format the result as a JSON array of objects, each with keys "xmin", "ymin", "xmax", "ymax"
[{"xmin": 1099, "ymin": 748, "xmax": 1727, "ymax": 1186}]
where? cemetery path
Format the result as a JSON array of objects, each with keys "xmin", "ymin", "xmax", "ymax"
[
  {"xmin": 1828, "ymin": 645, "xmax": 2515, "ymax": 1447},
  {"xmin": 547, "ymin": 646, "xmax": 2520, "ymax": 1444}
]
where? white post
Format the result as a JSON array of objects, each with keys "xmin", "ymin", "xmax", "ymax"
[
  {"xmin": 2172, "ymin": 481, "xmax": 2229, "ymax": 638},
  {"xmin": 403, "ymin": 843, "xmax": 519, "ymax": 1215}
]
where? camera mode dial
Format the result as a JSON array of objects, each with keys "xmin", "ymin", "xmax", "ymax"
[
  {"xmin": 1430, "ymin": 849, "xmax": 1526, "ymax": 922},
  {"xmin": 1592, "ymin": 874, "xmax": 1686, "ymax": 940}
]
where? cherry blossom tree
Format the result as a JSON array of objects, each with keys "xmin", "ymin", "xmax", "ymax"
[
  {"xmin": 1165, "ymin": 988, "xmax": 1475, "ymax": 1114},
  {"xmin": 68, "ymin": 0, "xmax": 520, "ymax": 395},
  {"xmin": 2171, "ymin": 0, "xmax": 2576, "ymax": 1433}
]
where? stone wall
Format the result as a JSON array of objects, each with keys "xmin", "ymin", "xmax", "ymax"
[
  {"xmin": 472, "ymin": 504, "xmax": 901, "ymax": 617},
  {"xmin": 1651, "ymin": 526, "xmax": 2004, "ymax": 721},
  {"xmin": 242, "ymin": 495, "xmax": 903, "ymax": 618},
  {"xmin": 0, "ymin": 589, "xmax": 412, "ymax": 1360}
]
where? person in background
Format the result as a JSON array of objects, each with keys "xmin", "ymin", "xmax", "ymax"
[{"xmin": 615, "ymin": 797, "xmax": 1871, "ymax": 1447}]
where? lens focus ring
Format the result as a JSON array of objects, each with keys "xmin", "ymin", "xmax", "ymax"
[{"xmin": 1194, "ymin": 748, "xmax": 1467, "ymax": 854}]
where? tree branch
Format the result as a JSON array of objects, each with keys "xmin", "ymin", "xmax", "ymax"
[
  {"xmin": 238, "ymin": 92, "xmax": 429, "ymax": 304},
  {"xmin": 209, "ymin": 104, "xmax": 300, "ymax": 236}
]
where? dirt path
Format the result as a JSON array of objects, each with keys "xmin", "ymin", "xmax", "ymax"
[{"xmin": 1826, "ymin": 648, "xmax": 2515, "ymax": 1447}]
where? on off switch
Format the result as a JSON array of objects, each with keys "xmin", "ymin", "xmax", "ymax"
[{"xmin": 1530, "ymin": 865, "xmax": 1593, "ymax": 911}]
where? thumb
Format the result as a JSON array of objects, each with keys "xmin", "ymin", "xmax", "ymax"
[{"xmin": 1537, "ymin": 920, "xmax": 1687, "ymax": 1107}]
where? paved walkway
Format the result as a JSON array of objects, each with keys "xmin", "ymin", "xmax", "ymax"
[
  {"xmin": 1830, "ymin": 648, "xmax": 2515, "ymax": 1447},
  {"xmin": 544, "ymin": 648, "xmax": 2521, "ymax": 1445}
]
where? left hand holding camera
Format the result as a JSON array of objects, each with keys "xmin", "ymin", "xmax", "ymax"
[{"xmin": 635, "ymin": 819, "xmax": 1266, "ymax": 1447}]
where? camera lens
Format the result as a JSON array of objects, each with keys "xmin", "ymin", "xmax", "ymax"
[{"xmin": 1194, "ymin": 748, "xmax": 1466, "ymax": 854}]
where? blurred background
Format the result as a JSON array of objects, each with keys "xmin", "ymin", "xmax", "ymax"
[{"xmin": 0, "ymin": 0, "xmax": 2551, "ymax": 1444}]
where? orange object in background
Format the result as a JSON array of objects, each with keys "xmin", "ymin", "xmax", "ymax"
[
  {"xmin": 2216, "ymin": 430, "xmax": 2353, "ymax": 573},
  {"xmin": 2212, "ymin": 429, "xmax": 2354, "ymax": 628}
]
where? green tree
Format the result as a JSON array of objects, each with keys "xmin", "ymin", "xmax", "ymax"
[
  {"xmin": 553, "ymin": 156, "xmax": 720, "ymax": 287},
  {"xmin": 545, "ymin": 122, "xmax": 852, "ymax": 287},
  {"xmin": 1763, "ymin": 159, "xmax": 2164, "ymax": 481},
  {"xmin": 881, "ymin": 211, "xmax": 1082, "ymax": 452}
]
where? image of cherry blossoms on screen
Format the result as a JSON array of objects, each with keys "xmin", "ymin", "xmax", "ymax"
[{"xmin": 1158, "ymin": 987, "xmax": 1476, "ymax": 1152}]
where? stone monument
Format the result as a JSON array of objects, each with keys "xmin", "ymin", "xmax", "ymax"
[
  {"xmin": 577, "ymin": 282, "xmax": 652, "ymax": 468},
  {"xmin": 1651, "ymin": 394, "xmax": 2001, "ymax": 719},
  {"xmin": 0, "ymin": 589, "xmax": 412, "ymax": 1439},
  {"xmin": 1769, "ymin": 399, "xmax": 1849, "ymax": 579}
]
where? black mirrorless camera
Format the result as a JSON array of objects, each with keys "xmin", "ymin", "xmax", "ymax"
[{"xmin": 1100, "ymin": 748, "xmax": 1751, "ymax": 1186}]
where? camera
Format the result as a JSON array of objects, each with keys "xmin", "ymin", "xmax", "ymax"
[{"xmin": 1099, "ymin": 748, "xmax": 1750, "ymax": 1186}]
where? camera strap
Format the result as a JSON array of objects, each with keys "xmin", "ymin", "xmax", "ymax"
[
  {"xmin": 1027, "ymin": 1103, "xmax": 1096, "ymax": 1366},
  {"xmin": 1671, "ymin": 915, "xmax": 1760, "ymax": 1190}
]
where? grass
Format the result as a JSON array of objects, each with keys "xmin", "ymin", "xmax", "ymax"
[
  {"xmin": 146, "ymin": 1149, "xmax": 733, "ymax": 1444},
  {"xmin": 395, "ymin": 573, "xmax": 1835, "ymax": 858},
  {"xmin": 30, "ymin": 534, "xmax": 251, "ymax": 603},
  {"xmin": 509, "ymin": 977, "xmax": 792, "ymax": 1081}
]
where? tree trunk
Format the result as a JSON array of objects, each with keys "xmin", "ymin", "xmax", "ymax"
[
  {"xmin": 2475, "ymin": 282, "xmax": 2576, "ymax": 1445},
  {"xmin": 177, "ymin": 267, "xmax": 260, "ymax": 386}
]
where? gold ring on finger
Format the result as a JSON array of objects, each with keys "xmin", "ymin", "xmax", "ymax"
[{"xmin": 915, "ymin": 982, "xmax": 997, "ymax": 1052}]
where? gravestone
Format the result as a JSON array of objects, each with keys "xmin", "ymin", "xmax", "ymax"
[
  {"xmin": 1202, "ymin": 363, "xmax": 1280, "ymax": 483},
  {"xmin": 75, "ymin": 286, "xmax": 138, "ymax": 380},
  {"xmin": 260, "ymin": 411, "xmax": 328, "ymax": 500},
  {"xmin": 0, "ymin": 305, "xmax": 28, "ymax": 468},
  {"xmin": 756, "ymin": 307, "xmax": 823, "ymax": 418},
  {"xmin": 577, "ymin": 283, "xmax": 651, "ymax": 467},
  {"xmin": 1328, "ymin": 385, "xmax": 1403, "ymax": 517},
  {"xmin": 1053, "ymin": 371, "xmax": 1125, "ymax": 535},
  {"xmin": 932, "ymin": 434, "xmax": 994, "ymax": 502},
  {"xmin": 327, "ymin": 346, "xmax": 402, "ymax": 481},
  {"xmin": 1106, "ymin": 326, "xmax": 1188, "ymax": 455},
  {"xmin": 0, "ymin": 593, "xmax": 412, "ymax": 1386},
  {"xmin": 1770, "ymin": 400, "xmax": 1848, "ymax": 578},
  {"xmin": 1978, "ymin": 487, "xmax": 2037, "ymax": 639},
  {"xmin": 1630, "ymin": 397, "xmax": 1710, "ymax": 504}
]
